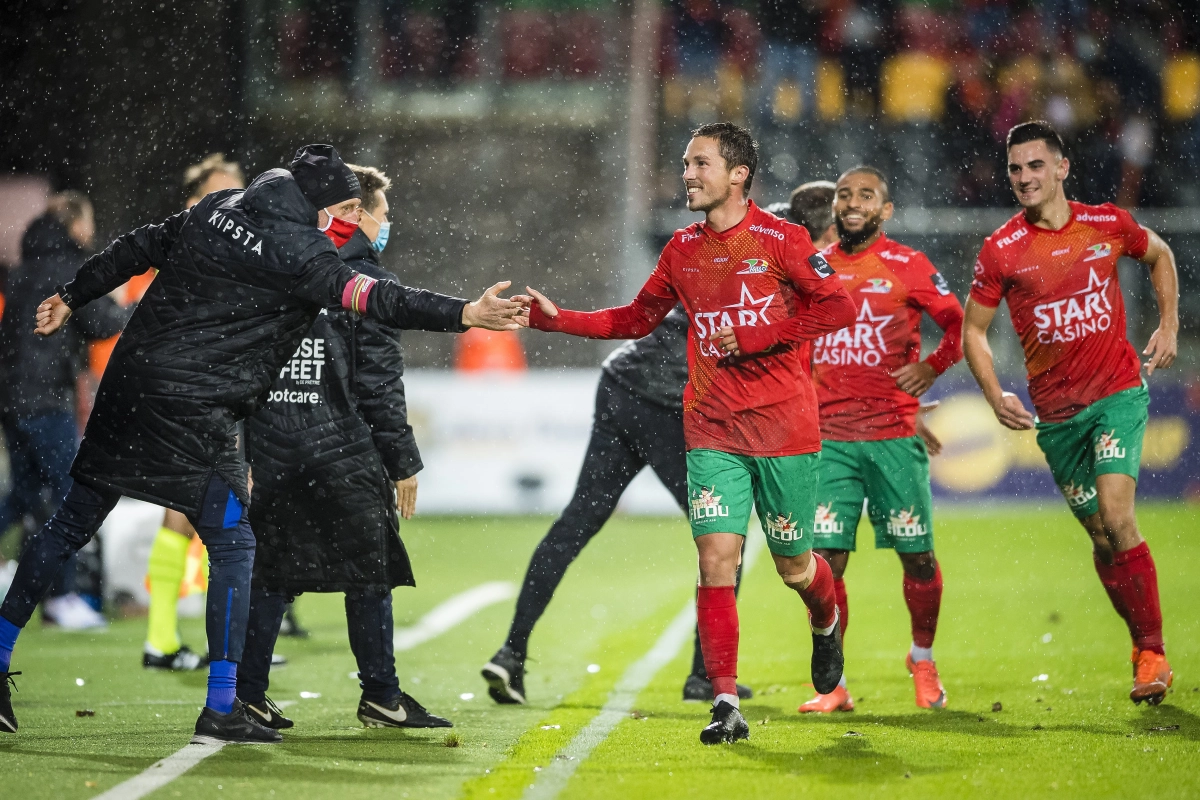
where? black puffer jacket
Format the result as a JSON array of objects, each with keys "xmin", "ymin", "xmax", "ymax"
[
  {"xmin": 246, "ymin": 229, "xmax": 419, "ymax": 592},
  {"xmin": 601, "ymin": 305, "xmax": 689, "ymax": 410},
  {"xmin": 61, "ymin": 169, "xmax": 467, "ymax": 517},
  {"xmin": 0, "ymin": 215, "xmax": 132, "ymax": 419}
]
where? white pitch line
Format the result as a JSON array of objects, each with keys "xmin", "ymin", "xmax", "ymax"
[
  {"xmin": 92, "ymin": 741, "xmax": 224, "ymax": 800},
  {"xmin": 522, "ymin": 529, "xmax": 766, "ymax": 800},
  {"xmin": 394, "ymin": 580, "xmax": 518, "ymax": 651}
]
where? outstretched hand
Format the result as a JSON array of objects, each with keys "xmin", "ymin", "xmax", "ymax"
[
  {"xmin": 35, "ymin": 294, "xmax": 72, "ymax": 337},
  {"xmin": 516, "ymin": 287, "xmax": 559, "ymax": 326},
  {"xmin": 461, "ymin": 281, "xmax": 525, "ymax": 331}
]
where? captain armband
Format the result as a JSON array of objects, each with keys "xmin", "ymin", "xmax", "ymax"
[{"xmin": 341, "ymin": 273, "xmax": 378, "ymax": 315}]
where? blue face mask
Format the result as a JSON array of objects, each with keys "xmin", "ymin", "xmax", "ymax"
[{"xmin": 371, "ymin": 221, "xmax": 390, "ymax": 253}]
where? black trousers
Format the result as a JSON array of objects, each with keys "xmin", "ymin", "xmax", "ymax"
[{"xmin": 504, "ymin": 373, "xmax": 738, "ymax": 677}]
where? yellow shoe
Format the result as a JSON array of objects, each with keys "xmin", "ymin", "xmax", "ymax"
[
  {"xmin": 797, "ymin": 683, "xmax": 854, "ymax": 713},
  {"xmin": 906, "ymin": 653, "xmax": 947, "ymax": 709},
  {"xmin": 1130, "ymin": 649, "xmax": 1173, "ymax": 705}
]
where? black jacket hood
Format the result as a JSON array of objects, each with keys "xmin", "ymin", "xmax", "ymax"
[
  {"xmin": 337, "ymin": 228, "xmax": 379, "ymax": 266},
  {"xmin": 242, "ymin": 168, "xmax": 320, "ymax": 227},
  {"xmin": 22, "ymin": 214, "xmax": 82, "ymax": 262}
]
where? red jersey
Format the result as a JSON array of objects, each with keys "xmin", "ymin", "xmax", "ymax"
[
  {"xmin": 813, "ymin": 234, "xmax": 964, "ymax": 441},
  {"xmin": 531, "ymin": 201, "xmax": 855, "ymax": 456},
  {"xmin": 970, "ymin": 201, "xmax": 1149, "ymax": 423}
]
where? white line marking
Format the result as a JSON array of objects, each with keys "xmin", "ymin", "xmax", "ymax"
[
  {"xmin": 522, "ymin": 530, "xmax": 765, "ymax": 799},
  {"xmin": 393, "ymin": 581, "xmax": 518, "ymax": 651},
  {"xmin": 92, "ymin": 741, "xmax": 224, "ymax": 800}
]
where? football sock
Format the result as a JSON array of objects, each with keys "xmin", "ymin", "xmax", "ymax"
[
  {"xmin": 1111, "ymin": 542, "xmax": 1165, "ymax": 655},
  {"xmin": 146, "ymin": 527, "xmax": 190, "ymax": 654},
  {"xmin": 696, "ymin": 586, "xmax": 739, "ymax": 702},
  {"xmin": 206, "ymin": 659, "xmax": 238, "ymax": 714},
  {"xmin": 910, "ymin": 644, "xmax": 934, "ymax": 663},
  {"xmin": 714, "ymin": 692, "xmax": 740, "ymax": 709},
  {"xmin": 903, "ymin": 563, "xmax": 942, "ymax": 649},
  {"xmin": 833, "ymin": 576, "xmax": 848, "ymax": 637},
  {"xmin": 1093, "ymin": 552, "xmax": 1133, "ymax": 627},
  {"xmin": 0, "ymin": 614, "xmax": 20, "ymax": 673},
  {"xmin": 797, "ymin": 554, "xmax": 838, "ymax": 631},
  {"xmin": 837, "ymin": 674, "xmax": 847, "ymax": 690}
]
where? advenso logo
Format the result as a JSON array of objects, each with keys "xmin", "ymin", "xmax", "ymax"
[
  {"xmin": 749, "ymin": 224, "xmax": 784, "ymax": 241},
  {"xmin": 1076, "ymin": 212, "xmax": 1117, "ymax": 223}
]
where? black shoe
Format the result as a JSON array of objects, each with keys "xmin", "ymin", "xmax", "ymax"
[
  {"xmin": 243, "ymin": 695, "xmax": 294, "ymax": 729},
  {"xmin": 191, "ymin": 698, "xmax": 282, "ymax": 744},
  {"xmin": 682, "ymin": 674, "xmax": 754, "ymax": 702},
  {"xmin": 143, "ymin": 645, "xmax": 208, "ymax": 671},
  {"xmin": 271, "ymin": 653, "xmax": 288, "ymax": 667},
  {"xmin": 0, "ymin": 671, "xmax": 20, "ymax": 733},
  {"xmin": 357, "ymin": 692, "xmax": 453, "ymax": 728},
  {"xmin": 278, "ymin": 605, "xmax": 309, "ymax": 639},
  {"xmin": 811, "ymin": 610, "xmax": 845, "ymax": 695},
  {"xmin": 700, "ymin": 700, "xmax": 749, "ymax": 745},
  {"xmin": 482, "ymin": 646, "xmax": 526, "ymax": 705}
]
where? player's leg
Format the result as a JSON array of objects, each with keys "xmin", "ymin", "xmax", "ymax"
[
  {"xmin": 800, "ymin": 440, "xmax": 863, "ymax": 712},
  {"xmin": 144, "ymin": 509, "xmax": 206, "ymax": 670},
  {"xmin": 348, "ymin": 587, "xmax": 451, "ymax": 728},
  {"xmin": 0, "ymin": 479, "xmax": 120, "ymax": 733},
  {"xmin": 235, "ymin": 585, "xmax": 292, "ymax": 729},
  {"xmin": 185, "ymin": 474, "xmax": 279, "ymax": 744},
  {"xmin": 484, "ymin": 376, "xmax": 644, "ymax": 704}
]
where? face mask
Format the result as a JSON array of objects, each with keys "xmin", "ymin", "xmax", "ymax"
[
  {"xmin": 371, "ymin": 221, "xmax": 391, "ymax": 253},
  {"xmin": 320, "ymin": 208, "xmax": 359, "ymax": 248}
]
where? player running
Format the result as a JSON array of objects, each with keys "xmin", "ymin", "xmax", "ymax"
[
  {"xmin": 799, "ymin": 166, "xmax": 963, "ymax": 714},
  {"xmin": 963, "ymin": 121, "xmax": 1179, "ymax": 705},
  {"xmin": 519, "ymin": 123, "xmax": 856, "ymax": 744}
]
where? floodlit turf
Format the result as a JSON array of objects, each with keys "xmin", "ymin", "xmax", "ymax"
[{"xmin": 2, "ymin": 504, "xmax": 1199, "ymax": 799}]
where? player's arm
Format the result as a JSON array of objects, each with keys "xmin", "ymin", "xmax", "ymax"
[
  {"xmin": 893, "ymin": 264, "xmax": 965, "ymax": 397},
  {"xmin": 1136, "ymin": 227, "xmax": 1178, "ymax": 375},
  {"xmin": 522, "ymin": 264, "xmax": 678, "ymax": 340},
  {"xmin": 36, "ymin": 210, "xmax": 190, "ymax": 336},
  {"xmin": 962, "ymin": 298, "xmax": 1034, "ymax": 430}
]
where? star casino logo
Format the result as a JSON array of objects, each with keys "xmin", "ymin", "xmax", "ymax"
[
  {"xmin": 689, "ymin": 487, "xmax": 730, "ymax": 522},
  {"xmin": 1060, "ymin": 480, "xmax": 1098, "ymax": 508},
  {"xmin": 1094, "ymin": 431, "xmax": 1126, "ymax": 462},
  {"xmin": 813, "ymin": 503, "xmax": 844, "ymax": 535},
  {"xmin": 765, "ymin": 512, "xmax": 802, "ymax": 542},
  {"xmin": 1083, "ymin": 242, "xmax": 1112, "ymax": 262},
  {"xmin": 1031, "ymin": 268, "xmax": 1113, "ymax": 345},
  {"xmin": 736, "ymin": 258, "xmax": 770, "ymax": 274},
  {"xmin": 860, "ymin": 277, "xmax": 893, "ymax": 294},
  {"xmin": 812, "ymin": 299, "xmax": 894, "ymax": 367},
  {"xmin": 886, "ymin": 507, "xmax": 927, "ymax": 538}
]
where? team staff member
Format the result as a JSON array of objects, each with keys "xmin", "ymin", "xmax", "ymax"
[
  {"xmin": 237, "ymin": 165, "xmax": 451, "ymax": 731},
  {"xmin": 964, "ymin": 121, "xmax": 1178, "ymax": 705},
  {"xmin": 0, "ymin": 144, "xmax": 524, "ymax": 743}
]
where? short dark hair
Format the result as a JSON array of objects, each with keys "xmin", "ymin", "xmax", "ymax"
[
  {"xmin": 788, "ymin": 181, "xmax": 836, "ymax": 239},
  {"xmin": 184, "ymin": 153, "xmax": 244, "ymax": 202},
  {"xmin": 346, "ymin": 164, "xmax": 392, "ymax": 215},
  {"xmin": 837, "ymin": 166, "xmax": 891, "ymax": 204},
  {"xmin": 691, "ymin": 122, "xmax": 758, "ymax": 192},
  {"xmin": 1006, "ymin": 121, "xmax": 1065, "ymax": 157},
  {"xmin": 46, "ymin": 190, "xmax": 91, "ymax": 228}
]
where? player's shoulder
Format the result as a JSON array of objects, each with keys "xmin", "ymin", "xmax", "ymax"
[
  {"xmin": 1070, "ymin": 200, "xmax": 1134, "ymax": 232},
  {"xmin": 979, "ymin": 211, "xmax": 1030, "ymax": 266},
  {"xmin": 748, "ymin": 203, "xmax": 809, "ymax": 246},
  {"xmin": 875, "ymin": 235, "xmax": 927, "ymax": 267},
  {"xmin": 663, "ymin": 221, "xmax": 705, "ymax": 259}
]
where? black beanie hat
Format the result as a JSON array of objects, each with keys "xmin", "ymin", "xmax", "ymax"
[{"xmin": 289, "ymin": 144, "xmax": 362, "ymax": 210}]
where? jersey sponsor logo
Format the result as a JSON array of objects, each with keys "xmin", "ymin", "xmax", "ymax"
[
  {"xmin": 931, "ymin": 271, "xmax": 951, "ymax": 296},
  {"xmin": 749, "ymin": 223, "xmax": 784, "ymax": 241},
  {"xmin": 1076, "ymin": 211, "xmax": 1118, "ymax": 223},
  {"xmin": 886, "ymin": 507, "xmax": 927, "ymax": 539},
  {"xmin": 689, "ymin": 487, "xmax": 730, "ymax": 522},
  {"xmin": 1060, "ymin": 480, "xmax": 1097, "ymax": 509},
  {"xmin": 812, "ymin": 300, "xmax": 894, "ymax": 367},
  {"xmin": 279, "ymin": 337, "xmax": 326, "ymax": 384},
  {"xmin": 1083, "ymin": 242, "xmax": 1113, "ymax": 261},
  {"xmin": 692, "ymin": 283, "xmax": 776, "ymax": 356},
  {"xmin": 996, "ymin": 228, "xmax": 1028, "ymax": 249},
  {"xmin": 680, "ymin": 230, "xmax": 701, "ymax": 243},
  {"xmin": 1032, "ymin": 268, "xmax": 1113, "ymax": 344},
  {"xmin": 714, "ymin": 256, "xmax": 729, "ymax": 263},
  {"xmin": 1094, "ymin": 431, "xmax": 1126, "ymax": 462},
  {"xmin": 267, "ymin": 388, "xmax": 321, "ymax": 405},
  {"xmin": 813, "ymin": 503, "xmax": 844, "ymax": 535},
  {"xmin": 809, "ymin": 253, "xmax": 834, "ymax": 278},
  {"xmin": 736, "ymin": 258, "xmax": 769, "ymax": 274},
  {"xmin": 860, "ymin": 277, "xmax": 893, "ymax": 294},
  {"xmin": 1052, "ymin": 248, "xmax": 1071, "ymax": 257},
  {"xmin": 764, "ymin": 512, "xmax": 803, "ymax": 543},
  {"xmin": 207, "ymin": 210, "xmax": 264, "ymax": 255},
  {"xmin": 878, "ymin": 249, "xmax": 910, "ymax": 263}
]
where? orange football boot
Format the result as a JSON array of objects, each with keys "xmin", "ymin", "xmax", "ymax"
[
  {"xmin": 797, "ymin": 684, "xmax": 854, "ymax": 713},
  {"xmin": 906, "ymin": 653, "xmax": 947, "ymax": 709},
  {"xmin": 1130, "ymin": 648, "xmax": 1173, "ymax": 705}
]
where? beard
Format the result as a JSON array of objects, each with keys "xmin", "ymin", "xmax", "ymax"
[
  {"xmin": 836, "ymin": 212, "xmax": 883, "ymax": 248},
  {"xmin": 688, "ymin": 183, "xmax": 731, "ymax": 213}
]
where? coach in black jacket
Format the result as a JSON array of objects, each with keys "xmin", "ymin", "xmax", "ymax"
[{"xmin": 237, "ymin": 165, "xmax": 450, "ymax": 730}]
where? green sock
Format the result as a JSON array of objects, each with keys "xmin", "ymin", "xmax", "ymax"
[{"xmin": 146, "ymin": 527, "xmax": 189, "ymax": 654}]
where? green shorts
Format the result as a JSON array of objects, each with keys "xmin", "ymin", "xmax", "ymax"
[
  {"xmin": 1036, "ymin": 384, "xmax": 1149, "ymax": 519},
  {"xmin": 812, "ymin": 436, "xmax": 934, "ymax": 554},
  {"xmin": 686, "ymin": 449, "xmax": 819, "ymax": 557}
]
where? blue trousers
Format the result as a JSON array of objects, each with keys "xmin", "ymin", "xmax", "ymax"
[{"xmin": 0, "ymin": 473, "xmax": 255, "ymax": 662}]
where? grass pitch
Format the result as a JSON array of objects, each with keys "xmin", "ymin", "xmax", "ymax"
[{"xmin": 2, "ymin": 504, "xmax": 1198, "ymax": 799}]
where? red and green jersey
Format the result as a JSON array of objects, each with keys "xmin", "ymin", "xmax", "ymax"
[
  {"xmin": 970, "ymin": 201, "xmax": 1149, "ymax": 423},
  {"xmin": 530, "ymin": 201, "xmax": 855, "ymax": 456},
  {"xmin": 813, "ymin": 234, "xmax": 964, "ymax": 441}
]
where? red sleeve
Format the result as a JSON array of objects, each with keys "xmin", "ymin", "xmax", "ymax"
[
  {"xmin": 1114, "ymin": 205, "xmax": 1150, "ymax": 259},
  {"xmin": 906, "ymin": 254, "xmax": 964, "ymax": 375},
  {"xmin": 731, "ymin": 227, "xmax": 856, "ymax": 355},
  {"xmin": 968, "ymin": 242, "xmax": 1005, "ymax": 308},
  {"xmin": 529, "ymin": 258, "xmax": 677, "ymax": 340}
]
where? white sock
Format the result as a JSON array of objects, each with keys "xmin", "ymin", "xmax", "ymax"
[
  {"xmin": 910, "ymin": 643, "xmax": 933, "ymax": 662},
  {"xmin": 714, "ymin": 692, "xmax": 740, "ymax": 709},
  {"xmin": 811, "ymin": 607, "xmax": 839, "ymax": 637},
  {"xmin": 837, "ymin": 674, "xmax": 848, "ymax": 689}
]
